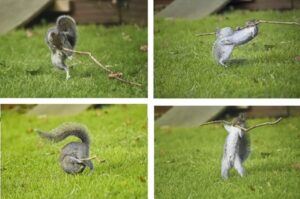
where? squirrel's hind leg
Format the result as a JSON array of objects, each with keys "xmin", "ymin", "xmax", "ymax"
[
  {"xmin": 234, "ymin": 156, "xmax": 245, "ymax": 177},
  {"xmin": 64, "ymin": 68, "xmax": 71, "ymax": 80},
  {"xmin": 221, "ymin": 157, "xmax": 231, "ymax": 179},
  {"xmin": 219, "ymin": 59, "xmax": 228, "ymax": 67}
]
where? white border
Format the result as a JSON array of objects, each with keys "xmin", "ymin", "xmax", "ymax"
[
  {"xmin": 148, "ymin": 0, "xmax": 154, "ymax": 198},
  {"xmin": 1, "ymin": 1, "xmax": 300, "ymax": 199}
]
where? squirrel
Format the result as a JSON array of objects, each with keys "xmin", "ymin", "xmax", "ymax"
[
  {"xmin": 213, "ymin": 20, "xmax": 259, "ymax": 66},
  {"xmin": 221, "ymin": 113, "xmax": 250, "ymax": 179},
  {"xmin": 212, "ymin": 27, "xmax": 235, "ymax": 66},
  {"xmin": 46, "ymin": 15, "xmax": 77, "ymax": 80},
  {"xmin": 36, "ymin": 122, "xmax": 94, "ymax": 174}
]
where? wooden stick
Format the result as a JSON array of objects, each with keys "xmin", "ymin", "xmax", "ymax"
[
  {"xmin": 243, "ymin": 117, "xmax": 282, "ymax": 132},
  {"xmin": 258, "ymin": 20, "xmax": 300, "ymax": 26},
  {"xmin": 80, "ymin": 156, "xmax": 97, "ymax": 161},
  {"xmin": 195, "ymin": 32, "xmax": 215, "ymax": 37},
  {"xmin": 62, "ymin": 48, "xmax": 142, "ymax": 87},
  {"xmin": 199, "ymin": 120, "xmax": 232, "ymax": 126},
  {"xmin": 200, "ymin": 117, "xmax": 282, "ymax": 132},
  {"xmin": 195, "ymin": 20, "xmax": 300, "ymax": 37}
]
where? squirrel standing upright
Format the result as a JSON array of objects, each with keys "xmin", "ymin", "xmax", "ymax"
[
  {"xmin": 221, "ymin": 113, "xmax": 250, "ymax": 179},
  {"xmin": 36, "ymin": 122, "xmax": 94, "ymax": 174},
  {"xmin": 213, "ymin": 21, "xmax": 259, "ymax": 66},
  {"xmin": 46, "ymin": 15, "xmax": 77, "ymax": 80}
]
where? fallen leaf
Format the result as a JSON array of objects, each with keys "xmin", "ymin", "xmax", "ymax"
[
  {"xmin": 291, "ymin": 163, "xmax": 300, "ymax": 170},
  {"xmin": 264, "ymin": 44, "xmax": 275, "ymax": 50},
  {"xmin": 122, "ymin": 32, "xmax": 132, "ymax": 41},
  {"xmin": 26, "ymin": 30, "xmax": 33, "ymax": 38},
  {"xmin": 108, "ymin": 72, "xmax": 123, "ymax": 78},
  {"xmin": 140, "ymin": 45, "xmax": 147, "ymax": 52},
  {"xmin": 139, "ymin": 176, "xmax": 146, "ymax": 183},
  {"xmin": 261, "ymin": 152, "xmax": 271, "ymax": 158},
  {"xmin": 295, "ymin": 56, "xmax": 300, "ymax": 62}
]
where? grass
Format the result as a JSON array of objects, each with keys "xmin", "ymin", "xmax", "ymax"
[
  {"xmin": 154, "ymin": 10, "xmax": 300, "ymax": 98},
  {"xmin": 1, "ymin": 105, "xmax": 147, "ymax": 199},
  {"xmin": 0, "ymin": 24, "xmax": 147, "ymax": 98},
  {"xmin": 155, "ymin": 117, "xmax": 300, "ymax": 199}
]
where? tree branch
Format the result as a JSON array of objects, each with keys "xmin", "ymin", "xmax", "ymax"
[
  {"xmin": 199, "ymin": 120, "xmax": 232, "ymax": 126},
  {"xmin": 195, "ymin": 19, "xmax": 300, "ymax": 36},
  {"xmin": 200, "ymin": 117, "xmax": 282, "ymax": 133},
  {"xmin": 258, "ymin": 20, "xmax": 300, "ymax": 26},
  {"xmin": 243, "ymin": 117, "xmax": 282, "ymax": 132},
  {"xmin": 62, "ymin": 48, "xmax": 142, "ymax": 87},
  {"xmin": 79, "ymin": 156, "xmax": 97, "ymax": 161}
]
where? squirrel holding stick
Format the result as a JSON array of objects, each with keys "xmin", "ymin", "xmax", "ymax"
[
  {"xmin": 221, "ymin": 113, "xmax": 250, "ymax": 179},
  {"xmin": 213, "ymin": 21, "xmax": 259, "ymax": 66},
  {"xmin": 46, "ymin": 15, "xmax": 77, "ymax": 80},
  {"xmin": 36, "ymin": 122, "xmax": 94, "ymax": 174}
]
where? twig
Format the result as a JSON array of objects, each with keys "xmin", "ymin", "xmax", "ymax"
[
  {"xmin": 80, "ymin": 156, "xmax": 97, "ymax": 161},
  {"xmin": 258, "ymin": 20, "xmax": 300, "ymax": 26},
  {"xmin": 195, "ymin": 32, "xmax": 215, "ymax": 37},
  {"xmin": 243, "ymin": 117, "xmax": 282, "ymax": 132},
  {"xmin": 195, "ymin": 19, "xmax": 300, "ymax": 37},
  {"xmin": 200, "ymin": 117, "xmax": 282, "ymax": 133},
  {"xmin": 62, "ymin": 48, "xmax": 142, "ymax": 87},
  {"xmin": 199, "ymin": 120, "xmax": 232, "ymax": 126}
]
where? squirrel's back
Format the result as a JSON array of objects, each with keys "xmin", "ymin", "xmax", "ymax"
[{"xmin": 36, "ymin": 122, "xmax": 90, "ymax": 145}]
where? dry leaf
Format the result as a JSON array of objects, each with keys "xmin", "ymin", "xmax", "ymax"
[
  {"xmin": 295, "ymin": 56, "xmax": 300, "ymax": 62},
  {"xmin": 140, "ymin": 45, "xmax": 147, "ymax": 52},
  {"xmin": 108, "ymin": 72, "xmax": 123, "ymax": 78},
  {"xmin": 26, "ymin": 30, "xmax": 33, "ymax": 38},
  {"xmin": 122, "ymin": 32, "xmax": 132, "ymax": 41},
  {"xmin": 138, "ymin": 176, "xmax": 146, "ymax": 183}
]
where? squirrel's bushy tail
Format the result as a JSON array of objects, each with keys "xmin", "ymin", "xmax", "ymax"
[
  {"xmin": 237, "ymin": 113, "xmax": 250, "ymax": 162},
  {"xmin": 56, "ymin": 15, "xmax": 77, "ymax": 48},
  {"xmin": 36, "ymin": 122, "xmax": 90, "ymax": 145},
  {"xmin": 239, "ymin": 134, "xmax": 250, "ymax": 162}
]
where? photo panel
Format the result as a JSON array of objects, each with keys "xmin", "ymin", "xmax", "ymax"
[
  {"xmin": 1, "ymin": 104, "xmax": 147, "ymax": 198},
  {"xmin": 155, "ymin": 106, "xmax": 300, "ymax": 198},
  {"xmin": 0, "ymin": 1, "xmax": 148, "ymax": 98},
  {"xmin": 154, "ymin": 2, "xmax": 300, "ymax": 98}
]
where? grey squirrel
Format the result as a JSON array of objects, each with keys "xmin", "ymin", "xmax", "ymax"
[
  {"xmin": 46, "ymin": 15, "xmax": 77, "ymax": 80},
  {"xmin": 213, "ymin": 21, "xmax": 259, "ymax": 66},
  {"xmin": 221, "ymin": 113, "xmax": 250, "ymax": 179},
  {"xmin": 36, "ymin": 122, "xmax": 94, "ymax": 174}
]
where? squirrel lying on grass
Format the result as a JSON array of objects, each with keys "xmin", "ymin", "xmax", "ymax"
[
  {"xmin": 36, "ymin": 122, "xmax": 94, "ymax": 174},
  {"xmin": 46, "ymin": 15, "xmax": 77, "ymax": 80},
  {"xmin": 221, "ymin": 114, "xmax": 250, "ymax": 179},
  {"xmin": 213, "ymin": 21, "xmax": 259, "ymax": 66}
]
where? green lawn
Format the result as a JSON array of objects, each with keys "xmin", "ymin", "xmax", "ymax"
[
  {"xmin": 0, "ymin": 25, "xmax": 147, "ymax": 98},
  {"xmin": 155, "ymin": 10, "xmax": 300, "ymax": 98},
  {"xmin": 155, "ymin": 117, "xmax": 300, "ymax": 199},
  {"xmin": 1, "ymin": 105, "xmax": 147, "ymax": 199}
]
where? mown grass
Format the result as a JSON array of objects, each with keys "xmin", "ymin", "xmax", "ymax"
[
  {"xmin": 154, "ymin": 10, "xmax": 300, "ymax": 98},
  {"xmin": 1, "ymin": 105, "xmax": 147, "ymax": 199},
  {"xmin": 0, "ymin": 24, "xmax": 147, "ymax": 98},
  {"xmin": 155, "ymin": 117, "xmax": 300, "ymax": 198}
]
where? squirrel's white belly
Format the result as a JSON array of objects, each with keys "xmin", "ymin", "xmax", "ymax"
[{"xmin": 226, "ymin": 131, "xmax": 240, "ymax": 162}]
